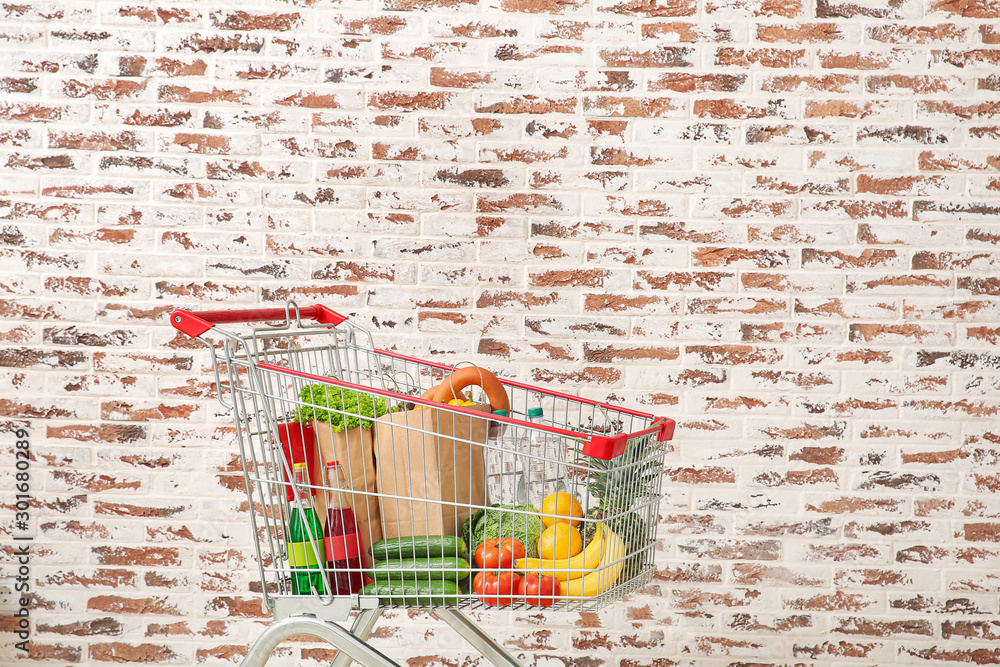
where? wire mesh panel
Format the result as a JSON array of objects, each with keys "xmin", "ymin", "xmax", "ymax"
[{"xmin": 172, "ymin": 304, "xmax": 674, "ymax": 616}]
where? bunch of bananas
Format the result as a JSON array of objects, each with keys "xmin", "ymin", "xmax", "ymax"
[{"xmin": 514, "ymin": 523, "xmax": 625, "ymax": 597}]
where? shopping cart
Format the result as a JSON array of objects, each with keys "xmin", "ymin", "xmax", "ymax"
[{"xmin": 170, "ymin": 302, "xmax": 675, "ymax": 667}]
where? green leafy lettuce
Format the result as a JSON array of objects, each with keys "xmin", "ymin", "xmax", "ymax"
[{"xmin": 295, "ymin": 383, "xmax": 390, "ymax": 432}]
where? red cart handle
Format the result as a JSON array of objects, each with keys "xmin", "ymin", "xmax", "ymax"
[{"xmin": 170, "ymin": 305, "xmax": 347, "ymax": 338}]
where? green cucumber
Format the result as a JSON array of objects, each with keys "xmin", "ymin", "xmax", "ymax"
[
  {"xmin": 369, "ymin": 535, "xmax": 467, "ymax": 561},
  {"xmin": 367, "ymin": 557, "xmax": 470, "ymax": 584},
  {"xmin": 360, "ymin": 580, "xmax": 461, "ymax": 606}
]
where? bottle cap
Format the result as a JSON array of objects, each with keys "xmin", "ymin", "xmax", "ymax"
[
  {"xmin": 293, "ymin": 462, "xmax": 308, "ymax": 471},
  {"xmin": 492, "ymin": 409, "xmax": 508, "ymax": 417},
  {"xmin": 324, "ymin": 461, "xmax": 341, "ymax": 467},
  {"xmin": 528, "ymin": 407, "xmax": 543, "ymax": 418}
]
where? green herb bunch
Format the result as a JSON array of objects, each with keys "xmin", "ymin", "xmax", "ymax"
[{"xmin": 295, "ymin": 383, "xmax": 390, "ymax": 432}]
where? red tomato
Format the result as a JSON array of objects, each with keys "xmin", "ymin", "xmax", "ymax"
[
  {"xmin": 475, "ymin": 571, "xmax": 521, "ymax": 607},
  {"xmin": 500, "ymin": 537, "xmax": 525, "ymax": 564},
  {"xmin": 519, "ymin": 573, "xmax": 560, "ymax": 607},
  {"xmin": 473, "ymin": 570, "xmax": 490, "ymax": 596},
  {"xmin": 474, "ymin": 539, "xmax": 502, "ymax": 570},
  {"xmin": 476, "ymin": 538, "xmax": 525, "ymax": 570},
  {"xmin": 492, "ymin": 572, "xmax": 521, "ymax": 606}
]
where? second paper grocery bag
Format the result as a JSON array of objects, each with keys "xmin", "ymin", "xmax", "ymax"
[{"xmin": 374, "ymin": 404, "xmax": 489, "ymax": 540}]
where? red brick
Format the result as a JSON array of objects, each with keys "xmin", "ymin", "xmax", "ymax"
[
  {"xmin": 475, "ymin": 95, "xmax": 576, "ymax": 114},
  {"xmin": 757, "ymin": 23, "xmax": 845, "ymax": 42},
  {"xmin": 686, "ymin": 344, "xmax": 783, "ymax": 366},
  {"xmin": 26, "ymin": 643, "xmax": 83, "ymax": 662},
  {"xmin": 716, "ymin": 47, "xmax": 806, "ymax": 67},
  {"xmin": 431, "ymin": 68, "xmax": 502, "ymax": 89},
  {"xmin": 820, "ymin": 49, "xmax": 919, "ymax": 70},
  {"xmin": 746, "ymin": 123, "xmax": 846, "ymax": 144},
  {"xmin": 834, "ymin": 617, "xmax": 934, "ymax": 637},
  {"xmin": 531, "ymin": 366, "xmax": 621, "ymax": 386},
  {"xmin": 866, "ymin": 74, "xmax": 968, "ymax": 95},
  {"xmin": 599, "ymin": 46, "xmax": 694, "ymax": 67},
  {"xmin": 581, "ymin": 295, "xmax": 669, "ymax": 317},
  {"xmin": 919, "ymin": 100, "xmax": 1000, "ymax": 120},
  {"xmin": 370, "ymin": 91, "xmax": 454, "ymax": 111},
  {"xmin": 818, "ymin": 0, "xmax": 921, "ymax": 17},
  {"xmin": 693, "ymin": 247, "xmax": 791, "ymax": 268},
  {"xmin": 209, "ymin": 10, "xmax": 302, "ymax": 31},
  {"xmin": 167, "ymin": 32, "xmax": 264, "ymax": 54},
  {"xmin": 805, "ymin": 99, "xmax": 901, "ymax": 119},
  {"xmin": 0, "ymin": 76, "xmax": 39, "ymax": 94},
  {"xmin": 641, "ymin": 21, "xmax": 739, "ymax": 41},
  {"xmin": 930, "ymin": 0, "xmax": 1000, "ymax": 17},
  {"xmin": 158, "ymin": 84, "xmax": 251, "ymax": 105},
  {"xmin": 732, "ymin": 564, "xmax": 827, "ymax": 587},
  {"xmin": 857, "ymin": 174, "xmax": 959, "ymax": 195},
  {"xmin": 477, "ymin": 192, "xmax": 569, "ymax": 214},
  {"xmin": 649, "ymin": 72, "xmax": 748, "ymax": 92},
  {"xmin": 49, "ymin": 130, "xmax": 148, "ymax": 152},
  {"xmin": 942, "ymin": 620, "xmax": 1000, "ymax": 640},
  {"xmin": 932, "ymin": 48, "xmax": 1000, "ymax": 67},
  {"xmin": 112, "ymin": 6, "xmax": 201, "ymax": 24},
  {"xmin": 679, "ymin": 538, "xmax": 780, "ymax": 560},
  {"xmin": 870, "ymin": 23, "xmax": 970, "ymax": 44},
  {"xmin": 761, "ymin": 74, "xmax": 861, "ymax": 94},
  {"xmin": 383, "ymin": 0, "xmax": 476, "ymax": 9},
  {"xmin": 90, "ymin": 642, "xmax": 183, "ymax": 663},
  {"xmin": 695, "ymin": 98, "xmax": 790, "ymax": 119},
  {"xmin": 599, "ymin": 0, "xmax": 697, "ymax": 17},
  {"xmin": 918, "ymin": 150, "xmax": 1000, "ymax": 171},
  {"xmin": 982, "ymin": 25, "xmax": 1000, "ymax": 43},
  {"xmin": 786, "ymin": 590, "xmax": 878, "ymax": 612},
  {"xmin": 60, "ymin": 78, "xmax": 147, "ymax": 100}
]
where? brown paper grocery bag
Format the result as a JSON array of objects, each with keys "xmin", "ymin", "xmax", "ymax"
[
  {"xmin": 312, "ymin": 423, "xmax": 383, "ymax": 566},
  {"xmin": 374, "ymin": 404, "xmax": 489, "ymax": 540}
]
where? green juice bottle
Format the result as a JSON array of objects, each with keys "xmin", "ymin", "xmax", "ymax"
[{"xmin": 288, "ymin": 462, "xmax": 327, "ymax": 595}]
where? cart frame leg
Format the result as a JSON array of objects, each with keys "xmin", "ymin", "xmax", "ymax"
[
  {"xmin": 433, "ymin": 608, "xmax": 523, "ymax": 667},
  {"xmin": 329, "ymin": 608, "xmax": 383, "ymax": 667},
  {"xmin": 241, "ymin": 615, "xmax": 400, "ymax": 667}
]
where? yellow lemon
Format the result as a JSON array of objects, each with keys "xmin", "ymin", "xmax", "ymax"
[
  {"xmin": 538, "ymin": 523, "xmax": 584, "ymax": 561},
  {"xmin": 541, "ymin": 491, "xmax": 584, "ymax": 529}
]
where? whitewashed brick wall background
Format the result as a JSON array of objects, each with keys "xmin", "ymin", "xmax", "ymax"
[{"xmin": 2, "ymin": 0, "xmax": 1000, "ymax": 664}]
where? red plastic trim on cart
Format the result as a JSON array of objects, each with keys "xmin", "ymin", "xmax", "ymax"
[
  {"xmin": 170, "ymin": 305, "xmax": 347, "ymax": 338},
  {"xmin": 257, "ymin": 362, "xmax": 674, "ymax": 460},
  {"xmin": 373, "ymin": 348, "xmax": 667, "ymax": 423}
]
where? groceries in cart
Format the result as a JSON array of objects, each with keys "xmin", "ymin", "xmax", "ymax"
[
  {"xmin": 284, "ymin": 359, "xmax": 664, "ymax": 609},
  {"xmin": 169, "ymin": 303, "xmax": 674, "ymax": 613}
]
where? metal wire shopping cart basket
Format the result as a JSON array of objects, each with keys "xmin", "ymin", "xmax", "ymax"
[{"xmin": 171, "ymin": 302, "xmax": 675, "ymax": 667}]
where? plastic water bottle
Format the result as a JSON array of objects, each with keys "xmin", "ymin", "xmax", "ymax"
[{"xmin": 517, "ymin": 407, "xmax": 545, "ymax": 505}]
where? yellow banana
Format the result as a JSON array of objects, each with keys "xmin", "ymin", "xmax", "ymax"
[
  {"xmin": 562, "ymin": 526, "xmax": 626, "ymax": 598},
  {"xmin": 515, "ymin": 524, "xmax": 603, "ymax": 582}
]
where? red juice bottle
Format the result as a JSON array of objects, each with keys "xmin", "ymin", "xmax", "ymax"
[{"xmin": 323, "ymin": 461, "xmax": 364, "ymax": 595}]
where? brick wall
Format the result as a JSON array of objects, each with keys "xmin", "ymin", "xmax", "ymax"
[{"xmin": 3, "ymin": 0, "xmax": 1000, "ymax": 664}]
